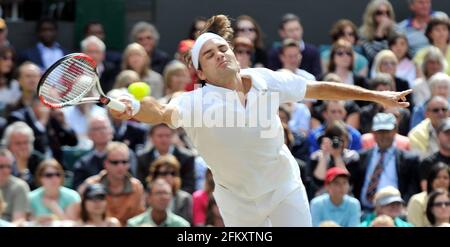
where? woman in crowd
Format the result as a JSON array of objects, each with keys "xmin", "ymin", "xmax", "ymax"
[
  {"xmin": 121, "ymin": 42, "xmax": 164, "ymax": 99},
  {"xmin": 426, "ymin": 189, "xmax": 450, "ymax": 227},
  {"xmin": 359, "ymin": 0, "xmax": 398, "ymax": 63},
  {"xmin": 78, "ymin": 183, "xmax": 120, "ymax": 227},
  {"xmin": 321, "ymin": 19, "xmax": 368, "ymax": 77},
  {"xmin": 407, "ymin": 163, "xmax": 449, "ymax": 227},
  {"xmin": 388, "ymin": 34, "xmax": 417, "ymax": 88},
  {"xmin": 159, "ymin": 60, "xmax": 191, "ymax": 104},
  {"xmin": 29, "ymin": 159, "xmax": 80, "ymax": 224},
  {"xmin": 233, "ymin": 15, "xmax": 266, "ymax": 67},
  {"xmin": 192, "ymin": 169, "xmax": 215, "ymax": 226},
  {"xmin": 0, "ymin": 46, "xmax": 20, "ymax": 112}
]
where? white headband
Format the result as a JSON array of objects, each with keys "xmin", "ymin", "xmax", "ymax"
[{"xmin": 191, "ymin": 32, "xmax": 227, "ymax": 70}]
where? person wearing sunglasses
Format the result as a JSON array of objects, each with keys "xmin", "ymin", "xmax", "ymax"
[
  {"xmin": 78, "ymin": 141, "xmax": 145, "ymax": 226},
  {"xmin": 426, "ymin": 188, "xmax": 450, "ymax": 227},
  {"xmin": 409, "ymin": 97, "xmax": 449, "ymax": 159},
  {"xmin": 146, "ymin": 154, "xmax": 192, "ymax": 224},
  {"xmin": 29, "ymin": 159, "xmax": 80, "ymax": 225},
  {"xmin": 359, "ymin": 0, "xmax": 398, "ymax": 63},
  {"xmin": 78, "ymin": 183, "xmax": 120, "ymax": 227},
  {"xmin": 408, "ymin": 162, "xmax": 449, "ymax": 226},
  {"xmin": 232, "ymin": 36, "xmax": 254, "ymax": 69}
]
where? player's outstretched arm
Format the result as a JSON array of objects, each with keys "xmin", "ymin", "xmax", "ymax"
[
  {"xmin": 109, "ymin": 96, "xmax": 178, "ymax": 126},
  {"xmin": 305, "ymin": 80, "xmax": 412, "ymax": 109}
]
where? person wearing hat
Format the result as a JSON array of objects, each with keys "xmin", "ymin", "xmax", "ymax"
[
  {"xmin": 360, "ymin": 186, "xmax": 412, "ymax": 227},
  {"xmin": 419, "ymin": 117, "xmax": 450, "ymax": 189},
  {"xmin": 78, "ymin": 183, "xmax": 120, "ymax": 227},
  {"xmin": 310, "ymin": 167, "xmax": 361, "ymax": 227},
  {"xmin": 350, "ymin": 113, "xmax": 420, "ymax": 211}
]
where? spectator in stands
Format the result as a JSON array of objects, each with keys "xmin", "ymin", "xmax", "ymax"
[
  {"xmin": 410, "ymin": 72, "xmax": 450, "ymax": 129},
  {"xmin": 121, "ymin": 42, "xmax": 164, "ymax": 99},
  {"xmin": 78, "ymin": 141, "xmax": 145, "ymax": 226},
  {"xmin": 419, "ymin": 118, "xmax": 450, "ymax": 187},
  {"xmin": 159, "ymin": 60, "xmax": 190, "ymax": 104},
  {"xmin": 308, "ymin": 100, "xmax": 362, "ymax": 153},
  {"xmin": 309, "ymin": 120, "xmax": 360, "ymax": 197},
  {"xmin": 310, "ymin": 167, "xmax": 361, "ymax": 227},
  {"xmin": 112, "ymin": 70, "xmax": 140, "ymax": 89},
  {"xmin": 232, "ymin": 36, "xmax": 253, "ymax": 69},
  {"xmin": 8, "ymin": 96, "xmax": 78, "ymax": 161},
  {"xmin": 192, "ymin": 168, "xmax": 214, "ymax": 226},
  {"xmin": 413, "ymin": 17, "xmax": 450, "ymax": 76},
  {"xmin": 72, "ymin": 116, "xmax": 138, "ymax": 189},
  {"xmin": 359, "ymin": 0, "xmax": 398, "ymax": 63},
  {"xmin": 278, "ymin": 38, "xmax": 315, "ymax": 80},
  {"xmin": 127, "ymin": 178, "xmax": 189, "ymax": 227},
  {"xmin": 2, "ymin": 121, "xmax": 44, "ymax": 189},
  {"xmin": 137, "ymin": 124, "xmax": 195, "ymax": 193},
  {"xmin": 0, "ymin": 190, "xmax": 14, "ymax": 226},
  {"xmin": 130, "ymin": 21, "xmax": 169, "ymax": 74},
  {"xmin": 425, "ymin": 188, "xmax": 450, "ymax": 227},
  {"xmin": 83, "ymin": 21, "xmax": 122, "ymax": 68},
  {"xmin": 267, "ymin": 13, "xmax": 321, "ymax": 78},
  {"xmin": 19, "ymin": 18, "xmax": 69, "ymax": 72},
  {"xmin": 324, "ymin": 39, "xmax": 369, "ymax": 104},
  {"xmin": 0, "ymin": 148, "xmax": 29, "ymax": 224},
  {"xmin": 397, "ymin": 0, "xmax": 444, "ymax": 56},
  {"xmin": 360, "ymin": 186, "xmax": 412, "ymax": 227},
  {"xmin": 146, "ymin": 154, "xmax": 192, "ymax": 224},
  {"xmin": 409, "ymin": 96, "xmax": 449, "ymax": 159},
  {"xmin": 234, "ymin": 15, "xmax": 267, "ymax": 67},
  {"xmin": 360, "ymin": 74, "xmax": 411, "ymax": 136},
  {"xmin": 5, "ymin": 62, "xmax": 41, "ymax": 114},
  {"xmin": 350, "ymin": 113, "xmax": 420, "ymax": 211},
  {"xmin": 187, "ymin": 16, "xmax": 207, "ymax": 40},
  {"xmin": 0, "ymin": 18, "xmax": 12, "ymax": 48},
  {"xmin": 0, "ymin": 46, "xmax": 20, "ymax": 108},
  {"xmin": 29, "ymin": 159, "xmax": 80, "ymax": 224},
  {"xmin": 321, "ymin": 19, "xmax": 368, "ymax": 77},
  {"xmin": 80, "ymin": 35, "xmax": 119, "ymax": 94},
  {"xmin": 371, "ymin": 50, "xmax": 413, "ymax": 111},
  {"xmin": 388, "ymin": 33, "xmax": 417, "ymax": 88},
  {"xmin": 174, "ymin": 39, "xmax": 198, "ymax": 92},
  {"xmin": 370, "ymin": 214, "xmax": 395, "ymax": 227},
  {"xmin": 361, "ymin": 110, "xmax": 410, "ymax": 151},
  {"xmin": 412, "ymin": 46, "xmax": 446, "ymax": 105},
  {"xmin": 78, "ymin": 183, "xmax": 120, "ymax": 227},
  {"xmin": 407, "ymin": 162, "xmax": 449, "ymax": 226}
]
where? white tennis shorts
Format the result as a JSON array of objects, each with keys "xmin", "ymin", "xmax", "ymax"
[{"xmin": 213, "ymin": 181, "xmax": 312, "ymax": 227}]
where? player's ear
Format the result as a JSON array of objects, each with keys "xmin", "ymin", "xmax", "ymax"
[{"xmin": 197, "ymin": 69, "xmax": 206, "ymax": 81}]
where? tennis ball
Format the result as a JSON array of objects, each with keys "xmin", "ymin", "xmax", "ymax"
[{"xmin": 128, "ymin": 82, "xmax": 151, "ymax": 101}]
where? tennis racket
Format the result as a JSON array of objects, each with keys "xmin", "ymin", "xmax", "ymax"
[{"xmin": 37, "ymin": 53, "xmax": 126, "ymax": 112}]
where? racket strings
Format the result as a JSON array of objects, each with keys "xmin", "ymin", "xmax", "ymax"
[{"xmin": 39, "ymin": 57, "xmax": 97, "ymax": 107}]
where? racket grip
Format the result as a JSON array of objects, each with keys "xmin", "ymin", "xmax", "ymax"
[
  {"xmin": 107, "ymin": 98, "xmax": 126, "ymax": 112},
  {"xmin": 107, "ymin": 97, "xmax": 141, "ymax": 116}
]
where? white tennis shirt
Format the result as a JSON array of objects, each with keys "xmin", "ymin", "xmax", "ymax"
[{"xmin": 169, "ymin": 68, "xmax": 307, "ymax": 199}]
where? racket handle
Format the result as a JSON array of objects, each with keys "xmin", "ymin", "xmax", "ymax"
[
  {"xmin": 107, "ymin": 96, "xmax": 141, "ymax": 116},
  {"xmin": 106, "ymin": 98, "xmax": 126, "ymax": 112}
]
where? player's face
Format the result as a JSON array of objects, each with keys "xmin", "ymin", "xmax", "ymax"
[{"xmin": 197, "ymin": 39, "xmax": 240, "ymax": 85}]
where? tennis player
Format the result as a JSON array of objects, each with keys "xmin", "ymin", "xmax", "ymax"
[{"xmin": 111, "ymin": 15, "xmax": 411, "ymax": 226}]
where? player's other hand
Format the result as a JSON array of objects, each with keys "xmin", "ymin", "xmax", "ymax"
[{"xmin": 375, "ymin": 89, "xmax": 412, "ymax": 109}]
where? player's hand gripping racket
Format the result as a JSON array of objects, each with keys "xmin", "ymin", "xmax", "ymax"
[{"xmin": 37, "ymin": 53, "xmax": 138, "ymax": 114}]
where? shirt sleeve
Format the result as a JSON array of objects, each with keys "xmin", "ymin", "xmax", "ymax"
[
  {"xmin": 348, "ymin": 199, "xmax": 362, "ymax": 227},
  {"xmin": 13, "ymin": 181, "xmax": 30, "ymax": 214},
  {"xmin": 309, "ymin": 199, "xmax": 321, "ymax": 227},
  {"xmin": 167, "ymin": 92, "xmax": 195, "ymax": 129},
  {"xmin": 251, "ymin": 68, "xmax": 308, "ymax": 103}
]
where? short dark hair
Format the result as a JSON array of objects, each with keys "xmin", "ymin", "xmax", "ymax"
[
  {"xmin": 149, "ymin": 123, "xmax": 173, "ymax": 136},
  {"xmin": 279, "ymin": 13, "xmax": 300, "ymax": 30},
  {"xmin": 36, "ymin": 17, "xmax": 57, "ymax": 32},
  {"xmin": 280, "ymin": 38, "xmax": 299, "ymax": 54},
  {"xmin": 425, "ymin": 17, "xmax": 450, "ymax": 44}
]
